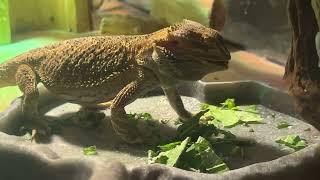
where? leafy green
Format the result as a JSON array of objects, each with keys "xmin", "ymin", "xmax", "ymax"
[
  {"xmin": 83, "ymin": 146, "xmax": 98, "ymax": 155},
  {"xmin": 275, "ymin": 135, "xmax": 307, "ymax": 151},
  {"xmin": 220, "ymin": 98, "xmax": 236, "ymax": 109},
  {"xmin": 148, "ymin": 137, "xmax": 190, "ymax": 166},
  {"xmin": 149, "ymin": 136, "xmax": 229, "ymax": 173},
  {"xmin": 180, "ymin": 136, "xmax": 229, "ymax": 173},
  {"xmin": 158, "ymin": 141, "xmax": 182, "ymax": 151},
  {"xmin": 128, "ymin": 112, "xmax": 153, "ymax": 121},
  {"xmin": 127, "ymin": 112, "xmax": 155, "ymax": 127},
  {"xmin": 22, "ymin": 131, "xmax": 33, "ymax": 141},
  {"xmin": 210, "ymin": 109, "xmax": 240, "ymax": 127},
  {"xmin": 201, "ymin": 99, "xmax": 262, "ymax": 128},
  {"xmin": 277, "ymin": 121, "xmax": 291, "ymax": 129},
  {"xmin": 176, "ymin": 110, "xmax": 218, "ymax": 141},
  {"xmin": 147, "ymin": 99, "xmax": 264, "ymax": 174},
  {"xmin": 210, "ymin": 137, "xmax": 255, "ymax": 158},
  {"xmin": 237, "ymin": 110, "xmax": 262, "ymax": 123},
  {"xmin": 244, "ymin": 105, "xmax": 258, "ymax": 113}
]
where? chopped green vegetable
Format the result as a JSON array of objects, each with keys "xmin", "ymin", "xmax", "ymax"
[
  {"xmin": 127, "ymin": 112, "xmax": 154, "ymax": 127},
  {"xmin": 210, "ymin": 136, "xmax": 255, "ymax": 158},
  {"xmin": 128, "ymin": 112, "xmax": 153, "ymax": 121},
  {"xmin": 149, "ymin": 137, "xmax": 230, "ymax": 174},
  {"xmin": 180, "ymin": 136, "xmax": 229, "ymax": 173},
  {"xmin": 209, "ymin": 109, "xmax": 240, "ymax": 127},
  {"xmin": 201, "ymin": 102, "xmax": 262, "ymax": 128},
  {"xmin": 220, "ymin": 98, "xmax": 236, "ymax": 109},
  {"xmin": 277, "ymin": 121, "xmax": 291, "ymax": 129},
  {"xmin": 83, "ymin": 146, "xmax": 98, "ymax": 155},
  {"xmin": 275, "ymin": 135, "xmax": 307, "ymax": 151},
  {"xmin": 147, "ymin": 99, "xmax": 264, "ymax": 174},
  {"xmin": 158, "ymin": 141, "xmax": 182, "ymax": 151},
  {"xmin": 237, "ymin": 110, "xmax": 262, "ymax": 123},
  {"xmin": 244, "ymin": 105, "xmax": 258, "ymax": 114},
  {"xmin": 22, "ymin": 132, "xmax": 33, "ymax": 141},
  {"xmin": 148, "ymin": 137, "xmax": 190, "ymax": 166},
  {"xmin": 176, "ymin": 110, "xmax": 218, "ymax": 141}
]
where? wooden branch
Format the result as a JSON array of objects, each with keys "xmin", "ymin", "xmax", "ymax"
[{"xmin": 285, "ymin": 0, "xmax": 320, "ymax": 129}]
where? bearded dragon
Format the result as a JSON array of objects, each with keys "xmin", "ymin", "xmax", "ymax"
[{"xmin": 0, "ymin": 20, "xmax": 230, "ymax": 143}]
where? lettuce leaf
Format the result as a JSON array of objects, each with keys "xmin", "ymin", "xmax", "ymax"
[{"xmin": 275, "ymin": 135, "xmax": 307, "ymax": 151}]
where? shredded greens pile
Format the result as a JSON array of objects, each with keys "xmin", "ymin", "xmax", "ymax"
[
  {"xmin": 148, "ymin": 136, "xmax": 229, "ymax": 173},
  {"xmin": 148, "ymin": 99, "xmax": 260, "ymax": 174},
  {"xmin": 147, "ymin": 98, "xmax": 308, "ymax": 174},
  {"xmin": 148, "ymin": 110, "xmax": 231, "ymax": 173}
]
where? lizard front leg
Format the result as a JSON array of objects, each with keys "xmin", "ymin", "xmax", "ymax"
[
  {"xmin": 15, "ymin": 64, "xmax": 50, "ymax": 137},
  {"xmin": 162, "ymin": 86, "xmax": 192, "ymax": 122},
  {"xmin": 110, "ymin": 71, "xmax": 158, "ymax": 143}
]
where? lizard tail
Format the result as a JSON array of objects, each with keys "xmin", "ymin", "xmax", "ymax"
[{"xmin": 0, "ymin": 62, "xmax": 16, "ymax": 88}]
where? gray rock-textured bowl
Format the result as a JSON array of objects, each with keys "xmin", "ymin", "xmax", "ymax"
[{"xmin": 0, "ymin": 81, "xmax": 319, "ymax": 180}]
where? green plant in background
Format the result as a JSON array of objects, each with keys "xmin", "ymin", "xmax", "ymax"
[
  {"xmin": 151, "ymin": 0, "xmax": 210, "ymax": 26},
  {"xmin": 0, "ymin": 0, "xmax": 11, "ymax": 45},
  {"xmin": 100, "ymin": 14, "xmax": 166, "ymax": 35}
]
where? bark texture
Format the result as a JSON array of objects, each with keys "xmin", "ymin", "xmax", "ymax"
[
  {"xmin": 284, "ymin": 0, "xmax": 320, "ymax": 129},
  {"xmin": 209, "ymin": 0, "xmax": 227, "ymax": 31}
]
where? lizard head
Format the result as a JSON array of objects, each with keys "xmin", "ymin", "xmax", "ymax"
[{"xmin": 153, "ymin": 19, "xmax": 231, "ymax": 81}]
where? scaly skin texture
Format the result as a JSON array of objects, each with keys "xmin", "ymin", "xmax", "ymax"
[{"xmin": 0, "ymin": 20, "xmax": 231, "ymax": 143}]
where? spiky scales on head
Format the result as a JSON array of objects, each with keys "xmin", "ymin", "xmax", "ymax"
[{"xmin": 151, "ymin": 19, "xmax": 231, "ymax": 81}]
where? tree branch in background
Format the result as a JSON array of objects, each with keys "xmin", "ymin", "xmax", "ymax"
[{"xmin": 284, "ymin": 0, "xmax": 320, "ymax": 129}]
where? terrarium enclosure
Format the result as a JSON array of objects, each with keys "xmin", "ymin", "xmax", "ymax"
[{"xmin": 0, "ymin": 0, "xmax": 319, "ymax": 180}]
